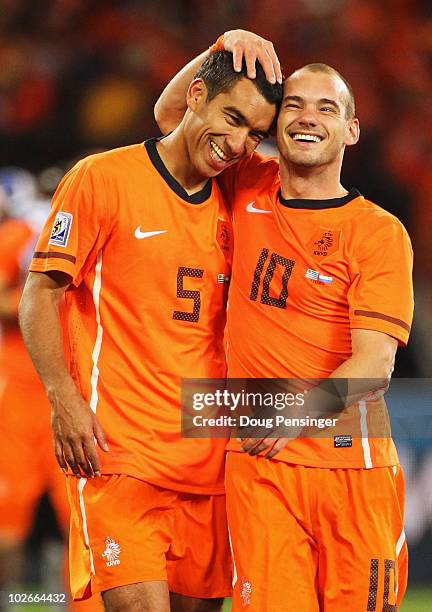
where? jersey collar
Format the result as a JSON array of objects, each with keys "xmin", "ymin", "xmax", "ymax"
[
  {"xmin": 144, "ymin": 137, "xmax": 213, "ymax": 205},
  {"xmin": 278, "ymin": 187, "xmax": 361, "ymax": 209}
]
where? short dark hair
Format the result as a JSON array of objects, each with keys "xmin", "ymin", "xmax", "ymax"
[{"xmin": 194, "ymin": 50, "xmax": 283, "ymax": 110}]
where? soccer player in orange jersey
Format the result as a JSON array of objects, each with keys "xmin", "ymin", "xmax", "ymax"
[
  {"xmin": 155, "ymin": 30, "xmax": 414, "ymax": 611},
  {"xmin": 18, "ymin": 49, "xmax": 282, "ymax": 611}
]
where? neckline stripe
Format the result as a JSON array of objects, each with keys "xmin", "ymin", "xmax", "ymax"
[
  {"xmin": 278, "ymin": 187, "xmax": 361, "ymax": 210},
  {"xmin": 144, "ymin": 138, "xmax": 213, "ymax": 205}
]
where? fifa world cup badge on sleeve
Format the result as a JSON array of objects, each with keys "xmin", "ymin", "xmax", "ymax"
[{"xmin": 49, "ymin": 212, "xmax": 73, "ymax": 247}]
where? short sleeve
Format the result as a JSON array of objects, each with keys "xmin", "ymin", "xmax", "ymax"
[
  {"xmin": 348, "ymin": 218, "xmax": 414, "ymax": 345},
  {"xmin": 29, "ymin": 158, "xmax": 112, "ymax": 287}
]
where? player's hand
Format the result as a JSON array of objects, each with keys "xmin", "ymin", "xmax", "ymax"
[
  {"xmin": 222, "ymin": 30, "xmax": 283, "ymax": 84},
  {"xmin": 237, "ymin": 392, "xmax": 304, "ymax": 458},
  {"xmin": 239, "ymin": 436, "xmax": 294, "ymax": 459},
  {"xmin": 50, "ymin": 386, "xmax": 109, "ymax": 478},
  {"xmin": 238, "ymin": 411, "xmax": 303, "ymax": 459}
]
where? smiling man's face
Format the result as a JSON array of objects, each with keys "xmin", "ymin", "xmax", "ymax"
[
  {"xmin": 277, "ymin": 68, "xmax": 359, "ymax": 170},
  {"xmin": 185, "ymin": 77, "xmax": 276, "ymax": 180}
]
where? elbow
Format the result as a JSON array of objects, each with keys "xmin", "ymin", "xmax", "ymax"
[
  {"xmin": 154, "ymin": 96, "xmax": 184, "ymax": 136},
  {"xmin": 370, "ymin": 353, "xmax": 396, "ymax": 390},
  {"xmin": 153, "ymin": 99, "xmax": 163, "ymax": 130},
  {"xmin": 381, "ymin": 350, "xmax": 396, "ymax": 379},
  {"xmin": 154, "ymin": 100, "xmax": 171, "ymax": 136}
]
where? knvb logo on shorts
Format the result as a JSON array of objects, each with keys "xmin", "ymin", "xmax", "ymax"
[
  {"xmin": 101, "ymin": 537, "xmax": 121, "ymax": 567},
  {"xmin": 241, "ymin": 577, "xmax": 252, "ymax": 606},
  {"xmin": 49, "ymin": 212, "xmax": 73, "ymax": 247}
]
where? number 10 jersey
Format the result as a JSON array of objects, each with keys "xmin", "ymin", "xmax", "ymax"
[{"xmin": 221, "ymin": 152, "xmax": 414, "ymax": 469}]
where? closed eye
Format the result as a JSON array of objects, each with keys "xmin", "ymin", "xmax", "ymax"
[
  {"xmin": 225, "ymin": 113, "xmax": 241, "ymax": 126},
  {"xmin": 249, "ymin": 132, "xmax": 264, "ymax": 143}
]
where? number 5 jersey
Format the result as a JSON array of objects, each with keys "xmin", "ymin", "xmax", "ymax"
[{"xmin": 29, "ymin": 138, "xmax": 232, "ymax": 493}]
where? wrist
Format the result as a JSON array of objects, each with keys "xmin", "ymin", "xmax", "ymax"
[
  {"xmin": 45, "ymin": 372, "xmax": 79, "ymax": 400},
  {"xmin": 209, "ymin": 34, "xmax": 225, "ymax": 53}
]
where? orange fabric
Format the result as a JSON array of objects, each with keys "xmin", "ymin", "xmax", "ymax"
[
  {"xmin": 0, "ymin": 328, "xmax": 38, "ymax": 382},
  {"xmin": 67, "ymin": 474, "xmax": 231, "ymax": 600},
  {"xmin": 0, "ymin": 218, "xmax": 34, "ymax": 285},
  {"xmin": 220, "ymin": 152, "xmax": 414, "ymax": 468},
  {"xmin": 209, "ymin": 35, "xmax": 225, "ymax": 53},
  {"xmin": 226, "ymin": 452, "xmax": 407, "ymax": 612},
  {"xmin": 0, "ymin": 217, "xmax": 71, "ymax": 540},
  {"xmin": 63, "ymin": 557, "xmax": 105, "ymax": 612},
  {"xmin": 0, "ymin": 218, "xmax": 39, "ymax": 381},
  {"xmin": 29, "ymin": 141, "xmax": 232, "ymax": 493},
  {"xmin": 0, "ymin": 376, "xmax": 69, "ymax": 540},
  {"xmin": 0, "ymin": 217, "xmax": 103, "ymax": 612},
  {"xmin": 68, "ymin": 595, "xmax": 104, "ymax": 612}
]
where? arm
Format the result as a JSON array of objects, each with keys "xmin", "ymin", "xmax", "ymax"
[
  {"xmin": 19, "ymin": 271, "xmax": 108, "ymax": 477},
  {"xmin": 154, "ymin": 50, "xmax": 210, "ymax": 136},
  {"xmin": 243, "ymin": 217, "xmax": 413, "ymax": 458},
  {"xmin": 241, "ymin": 329, "xmax": 397, "ymax": 458},
  {"xmin": 329, "ymin": 328, "xmax": 396, "ymax": 380},
  {"xmin": 154, "ymin": 29, "xmax": 282, "ymax": 135}
]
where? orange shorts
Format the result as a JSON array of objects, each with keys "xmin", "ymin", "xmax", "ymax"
[
  {"xmin": 226, "ymin": 452, "xmax": 407, "ymax": 612},
  {"xmin": 0, "ymin": 377, "xmax": 69, "ymax": 541},
  {"xmin": 67, "ymin": 474, "xmax": 231, "ymax": 600}
]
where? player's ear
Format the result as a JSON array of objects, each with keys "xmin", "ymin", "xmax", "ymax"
[
  {"xmin": 187, "ymin": 79, "xmax": 208, "ymax": 111},
  {"xmin": 345, "ymin": 117, "xmax": 360, "ymax": 147}
]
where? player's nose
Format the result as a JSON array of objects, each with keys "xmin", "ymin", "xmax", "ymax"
[
  {"xmin": 225, "ymin": 130, "xmax": 248, "ymax": 156},
  {"xmin": 297, "ymin": 106, "xmax": 319, "ymax": 126}
]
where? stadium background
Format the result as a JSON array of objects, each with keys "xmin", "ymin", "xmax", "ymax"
[{"xmin": 0, "ymin": 0, "xmax": 431, "ymax": 610}]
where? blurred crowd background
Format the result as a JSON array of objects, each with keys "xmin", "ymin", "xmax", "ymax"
[
  {"xmin": 1, "ymin": 0, "xmax": 432, "ymax": 372},
  {"xmin": 0, "ymin": 0, "xmax": 431, "ymax": 609}
]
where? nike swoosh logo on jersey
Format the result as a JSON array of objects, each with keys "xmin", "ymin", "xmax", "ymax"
[
  {"xmin": 246, "ymin": 201, "xmax": 272, "ymax": 214},
  {"xmin": 134, "ymin": 228, "xmax": 167, "ymax": 239}
]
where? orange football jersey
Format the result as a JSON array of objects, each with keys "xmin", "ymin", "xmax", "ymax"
[
  {"xmin": 0, "ymin": 218, "xmax": 39, "ymax": 381},
  {"xmin": 30, "ymin": 139, "xmax": 232, "ymax": 493},
  {"xmin": 220, "ymin": 152, "xmax": 414, "ymax": 468}
]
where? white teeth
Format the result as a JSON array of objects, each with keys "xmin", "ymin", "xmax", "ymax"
[
  {"xmin": 293, "ymin": 134, "xmax": 322, "ymax": 143},
  {"xmin": 210, "ymin": 140, "xmax": 227, "ymax": 161}
]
